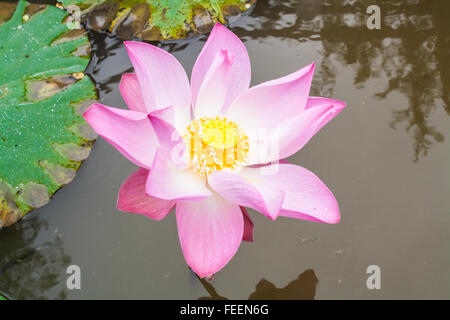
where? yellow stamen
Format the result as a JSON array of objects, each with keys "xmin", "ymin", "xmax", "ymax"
[{"xmin": 183, "ymin": 117, "xmax": 249, "ymax": 176}]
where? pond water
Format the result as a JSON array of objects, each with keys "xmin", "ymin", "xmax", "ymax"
[{"xmin": 1, "ymin": 0, "xmax": 449, "ymax": 299}]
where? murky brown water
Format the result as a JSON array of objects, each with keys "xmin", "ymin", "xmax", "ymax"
[{"xmin": 1, "ymin": 0, "xmax": 449, "ymax": 299}]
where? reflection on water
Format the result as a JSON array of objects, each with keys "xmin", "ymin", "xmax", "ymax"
[
  {"xmin": 198, "ymin": 269, "xmax": 318, "ymax": 300},
  {"xmin": 0, "ymin": 215, "xmax": 71, "ymax": 299},
  {"xmin": 234, "ymin": 0, "xmax": 450, "ymax": 161},
  {"xmin": 197, "ymin": 276, "xmax": 229, "ymax": 300}
]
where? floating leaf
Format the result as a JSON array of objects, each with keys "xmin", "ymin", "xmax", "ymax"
[
  {"xmin": 0, "ymin": 1, "xmax": 97, "ymax": 228},
  {"xmin": 57, "ymin": 0, "xmax": 257, "ymax": 40}
]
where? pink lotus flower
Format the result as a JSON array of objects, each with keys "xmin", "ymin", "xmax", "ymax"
[{"xmin": 84, "ymin": 24, "xmax": 346, "ymax": 278}]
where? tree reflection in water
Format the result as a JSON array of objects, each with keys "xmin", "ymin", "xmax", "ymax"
[
  {"xmin": 234, "ymin": 0, "xmax": 450, "ymax": 161},
  {"xmin": 0, "ymin": 215, "xmax": 71, "ymax": 299},
  {"xmin": 198, "ymin": 269, "xmax": 318, "ymax": 300}
]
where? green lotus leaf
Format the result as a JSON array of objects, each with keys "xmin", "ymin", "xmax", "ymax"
[
  {"xmin": 0, "ymin": 1, "xmax": 97, "ymax": 228},
  {"xmin": 57, "ymin": 0, "xmax": 257, "ymax": 40}
]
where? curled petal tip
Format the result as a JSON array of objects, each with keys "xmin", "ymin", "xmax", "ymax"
[
  {"xmin": 82, "ymin": 106, "xmax": 90, "ymax": 119},
  {"xmin": 210, "ymin": 23, "xmax": 238, "ymax": 40},
  {"xmin": 336, "ymin": 101, "xmax": 347, "ymax": 112},
  {"xmin": 122, "ymin": 41, "xmax": 133, "ymax": 51},
  {"xmin": 329, "ymin": 209, "xmax": 341, "ymax": 224},
  {"xmin": 123, "ymin": 40, "xmax": 137, "ymax": 48},
  {"xmin": 213, "ymin": 22, "xmax": 226, "ymax": 30},
  {"xmin": 308, "ymin": 62, "xmax": 316, "ymax": 73},
  {"xmin": 82, "ymin": 102, "xmax": 101, "ymax": 121},
  {"xmin": 123, "ymin": 40, "xmax": 160, "ymax": 55},
  {"xmin": 324, "ymin": 215, "xmax": 340, "ymax": 225},
  {"xmin": 82, "ymin": 102, "xmax": 94, "ymax": 115}
]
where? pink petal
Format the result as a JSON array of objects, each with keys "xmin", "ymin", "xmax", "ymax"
[
  {"xmin": 249, "ymin": 97, "xmax": 347, "ymax": 164},
  {"xmin": 83, "ymin": 103, "xmax": 158, "ymax": 169},
  {"xmin": 176, "ymin": 192, "xmax": 244, "ymax": 278},
  {"xmin": 241, "ymin": 207, "xmax": 254, "ymax": 242},
  {"xmin": 191, "ymin": 23, "xmax": 251, "ymax": 112},
  {"xmin": 208, "ymin": 169, "xmax": 284, "ymax": 220},
  {"xmin": 225, "ymin": 63, "xmax": 315, "ymax": 131},
  {"xmin": 194, "ymin": 49, "xmax": 234, "ymax": 118},
  {"xmin": 248, "ymin": 162, "xmax": 340, "ymax": 224},
  {"xmin": 124, "ymin": 41, "xmax": 191, "ymax": 131},
  {"xmin": 145, "ymin": 150, "xmax": 211, "ymax": 201},
  {"xmin": 148, "ymin": 106, "xmax": 186, "ymax": 166},
  {"xmin": 277, "ymin": 97, "xmax": 346, "ymax": 159},
  {"xmin": 304, "ymin": 96, "xmax": 347, "ymax": 136},
  {"xmin": 119, "ymin": 73, "xmax": 147, "ymax": 113},
  {"xmin": 117, "ymin": 168, "xmax": 175, "ymax": 220}
]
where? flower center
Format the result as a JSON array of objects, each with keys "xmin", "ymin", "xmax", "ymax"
[{"xmin": 183, "ymin": 117, "xmax": 249, "ymax": 176}]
